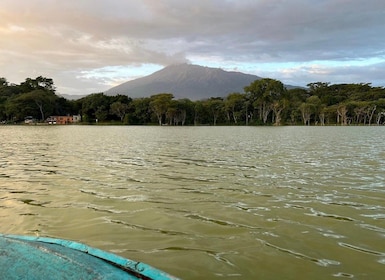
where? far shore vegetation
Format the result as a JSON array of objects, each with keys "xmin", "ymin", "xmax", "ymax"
[{"xmin": 1, "ymin": 76, "xmax": 385, "ymax": 126}]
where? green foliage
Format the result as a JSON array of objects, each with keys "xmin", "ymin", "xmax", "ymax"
[
  {"xmin": 110, "ymin": 101, "xmax": 129, "ymax": 122},
  {"xmin": 225, "ymin": 93, "xmax": 245, "ymax": 124},
  {"xmin": 244, "ymin": 78, "xmax": 287, "ymax": 124},
  {"xmin": 0, "ymin": 77, "xmax": 65, "ymax": 122},
  {"xmin": 0, "ymin": 77, "xmax": 8, "ymax": 87},
  {"xmin": 19, "ymin": 76, "xmax": 56, "ymax": 93},
  {"xmin": 1, "ymin": 76, "xmax": 385, "ymax": 125},
  {"xmin": 150, "ymin": 93, "xmax": 174, "ymax": 125}
]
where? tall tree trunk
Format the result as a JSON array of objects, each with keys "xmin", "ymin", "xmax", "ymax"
[
  {"xmin": 35, "ymin": 100, "xmax": 44, "ymax": 121},
  {"xmin": 155, "ymin": 113, "xmax": 162, "ymax": 125},
  {"xmin": 318, "ymin": 113, "xmax": 325, "ymax": 126},
  {"xmin": 368, "ymin": 105, "xmax": 376, "ymax": 126},
  {"xmin": 337, "ymin": 106, "xmax": 348, "ymax": 125},
  {"xmin": 262, "ymin": 102, "xmax": 272, "ymax": 124}
]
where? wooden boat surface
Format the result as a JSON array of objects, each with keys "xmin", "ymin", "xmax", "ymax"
[{"xmin": 0, "ymin": 234, "xmax": 178, "ymax": 280}]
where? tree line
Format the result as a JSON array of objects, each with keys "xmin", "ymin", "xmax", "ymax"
[{"xmin": 1, "ymin": 76, "xmax": 385, "ymax": 125}]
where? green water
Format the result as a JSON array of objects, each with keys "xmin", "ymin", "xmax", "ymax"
[{"xmin": 1, "ymin": 126, "xmax": 384, "ymax": 279}]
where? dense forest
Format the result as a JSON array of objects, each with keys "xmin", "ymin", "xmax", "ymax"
[{"xmin": 1, "ymin": 76, "xmax": 385, "ymax": 126}]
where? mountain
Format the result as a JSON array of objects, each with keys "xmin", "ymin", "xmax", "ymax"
[{"xmin": 104, "ymin": 64, "xmax": 264, "ymax": 100}]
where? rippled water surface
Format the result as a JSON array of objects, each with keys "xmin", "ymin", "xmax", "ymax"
[{"xmin": 1, "ymin": 126, "xmax": 385, "ymax": 279}]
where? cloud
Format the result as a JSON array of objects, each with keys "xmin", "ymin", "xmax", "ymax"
[
  {"xmin": 1, "ymin": 0, "xmax": 385, "ymax": 95},
  {"xmin": 258, "ymin": 60, "xmax": 385, "ymax": 88}
]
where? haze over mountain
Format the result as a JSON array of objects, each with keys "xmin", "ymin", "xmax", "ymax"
[{"xmin": 105, "ymin": 64, "xmax": 265, "ymax": 100}]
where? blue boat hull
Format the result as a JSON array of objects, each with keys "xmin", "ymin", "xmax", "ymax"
[{"xmin": 0, "ymin": 234, "xmax": 178, "ymax": 280}]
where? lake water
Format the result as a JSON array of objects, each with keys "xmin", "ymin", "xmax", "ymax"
[{"xmin": 1, "ymin": 125, "xmax": 384, "ymax": 279}]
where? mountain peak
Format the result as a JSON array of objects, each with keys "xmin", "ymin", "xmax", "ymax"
[{"xmin": 105, "ymin": 64, "xmax": 262, "ymax": 100}]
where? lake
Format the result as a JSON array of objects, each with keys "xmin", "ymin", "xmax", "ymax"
[{"xmin": 1, "ymin": 125, "xmax": 384, "ymax": 279}]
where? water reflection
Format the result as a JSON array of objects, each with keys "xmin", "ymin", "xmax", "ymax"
[{"xmin": 0, "ymin": 126, "xmax": 385, "ymax": 279}]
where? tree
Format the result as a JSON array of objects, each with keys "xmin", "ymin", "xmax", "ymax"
[
  {"xmin": 166, "ymin": 102, "xmax": 178, "ymax": 125},
  {"xmin": 177, "ymin": 98, "xmax": 195, "ymax": 125},
  {"xmin": 0, "ymin": 77, "xmax": 8, "ymax": 87},
  {"xmin": 205, "ymin": 98, "xmax": 224, "ymax": 125},
  {"xmin": 306, "ymin": 95, "xmax": 323, "ymax": 125},
  {"xmin": 375, "ymin": 99, "xmax": 385, "ymax": 125},
  {"xmin": 95, "ymin": 106, "xmax": 108, "ymax": 122},
  {"xmin": 5, "ymin": 89, "xmax": 57, "ymax": 121},
  {"xmin": 366, "ymin": 104, "xmax": 377, "ymax": 126},
  {"xmin": 129, "ymin": 98, "xmax": 151, "ymax": 124},
  {"xmin": 299, "ymin": 102, "xmax": 312, "ymax": 125},
  {"xmin": 28, "ymin": 90, "xmax": 56, "ymax": 120},
  {"xmin": 110, "ymin": 101, "xmax": 129, "ymax": 122},
  {"xmin": 5, "ymin": 96, "xmax": 32, "ymax": 121},
  {"xmin": 244, "ymin": 78, "xmax": 286, "ymax": 124},
  {"xmin": 193, "ymin": 100, "xmax": 206, "ymax": 125},
  {"xmin": 80, "ymin": 93, "xmax": 110, "ymax": 122},
  {"xmin": 272, "ymin": 99, "xmax": 288, "ymax": 126},
  {"xmin": 286, "ymin": 88, "xmax": 308, "ymax": 125},
  {"xmin": 3, "ymin": 73, "xmax": 385, "ymax": 126},
  {"xmin": 55, "ymin": 96, "xmax": 75, "ymax": 116},
  {"xmin": 225, "ymin": 92, "xmax": 245, "ymax": 124},
  {"xmin": 19, "ymin": 76, "xmax": 56, "ymax": 93},
  {"xmin": 350, "ymin": 101, "xmax": 369, "ymax": 124},
  {"xmin": 337, "ymin": 104, "xmax": 348, "ymax": 125},
  {"xmin": 165, "ymin": 99, "xmax": 193, "ymax": 125},
  {"xmin": 149, "ymin": 93, "xmax": 174, "ymax": 125}
]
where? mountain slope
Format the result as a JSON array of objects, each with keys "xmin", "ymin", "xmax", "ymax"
[{"xmin": 104, "ymin": 64, "xmax": 263, "ymax": 100}]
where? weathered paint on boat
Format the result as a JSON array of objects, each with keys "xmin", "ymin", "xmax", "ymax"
[{"xmin": 0, "ymin": 234, "xmax": 179, "ymax": 280}]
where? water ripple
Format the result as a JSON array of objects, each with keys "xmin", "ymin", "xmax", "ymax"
[
  {"xmin": 159, "ymin": 246, "xmax": 237, "ymax": 267},
  {"xmin": 263, "ymin": 241, "xmax": 340, "ymax": 267},
  {"xmin": 306, "ymin": 208, "xmax": 355, "ymax": 222},
  {"xmin": 333, "ymin": 272, "xmax": 355, "ymax": 278},
  {"xmin": 359, "ymin": 223, "xmax": 385, "ymax": 233},
  {"xmin": 107, "ymin": 218, "xmax": 191, "ymax": 237},
  {"xmin": 184, "ymin": 214, "xmax": 259, "ymax": 230},
  {"xmin": 338, "ymin": 242, "xmax": 385, "ymax": 256},
  {"xmin": 2, "ymin": 126, "xmax": 385, "ymax": 279},
  {"xmin": 79, "ymin": 189, "xmax": 148, "ymax": 202}
]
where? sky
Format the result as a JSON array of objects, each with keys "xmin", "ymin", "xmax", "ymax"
[{"xmin": 1, "ymin": 0, "xmax": 385, "ymax": 96}]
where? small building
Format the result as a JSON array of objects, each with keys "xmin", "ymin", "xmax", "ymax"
[
  {"xmin": 72, "ymin": 115, "xmax": 81, "ymax": 123},
  {"xmin": 24, "ymin": 116, "xmax": 35, "ymax": 124},
  {"xmin": 47, "ymin": 115, "xmax": 81, "ymax": 125},
  {"xmin": 46, "ymin": 117, "xmax": 56, "ymax": 124}
]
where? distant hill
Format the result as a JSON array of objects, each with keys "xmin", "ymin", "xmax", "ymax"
[
  {"xmin": 59, "ymin": 94, "xmax": 88, "ymax": 100},
  {"xmin": 105, "ymin": 64, "xmax": 265, "ymax": 100}
]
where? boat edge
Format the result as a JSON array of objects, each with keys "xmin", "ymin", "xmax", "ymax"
[{"xmin": 0, "ymin": 234, "xmax": 179, "ymax": 280}]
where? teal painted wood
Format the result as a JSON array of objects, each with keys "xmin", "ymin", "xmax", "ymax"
[{"xmin": 0, "ymin": 234, "xmax": 179, "ymax": 280}]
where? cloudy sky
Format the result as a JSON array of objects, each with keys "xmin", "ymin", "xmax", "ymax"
[{"xmin": 1, "ymin": 0, "xmax": 385, "ymax": 96}]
